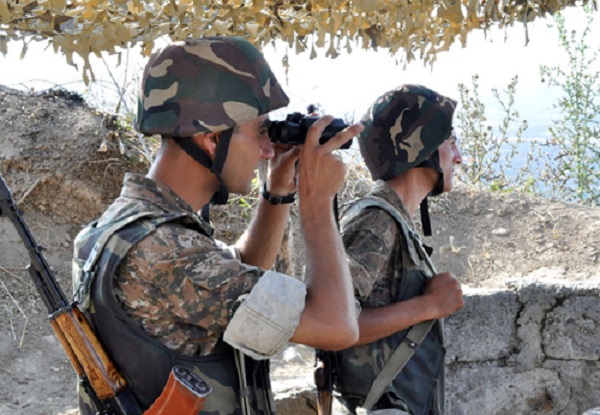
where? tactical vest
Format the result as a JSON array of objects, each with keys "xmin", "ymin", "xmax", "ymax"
[
  {"xmin": 334, "ymin": 197, "xmax": 445, "ymax": 415},
  {"xmin": 72, "ymin": 209, "xmax": 274, "ymax": 415}
]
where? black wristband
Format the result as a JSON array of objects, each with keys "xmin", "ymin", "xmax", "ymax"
[{"xmin": 261, "ymin": 182, "xmax": 296, "ymax": 205}]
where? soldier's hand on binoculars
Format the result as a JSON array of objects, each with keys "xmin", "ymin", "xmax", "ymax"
[
  {"xmin": 297, "ymin": 116, "xmax": 363, "ymax": 209},
  {"xmin": 266, "ymin": 144, "xmax": 300, "ymax": 197}
]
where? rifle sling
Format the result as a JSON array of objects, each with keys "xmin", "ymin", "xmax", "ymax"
[{"xmin": 361, "ymin": 319, "xmax": 435, "ymax": 410}]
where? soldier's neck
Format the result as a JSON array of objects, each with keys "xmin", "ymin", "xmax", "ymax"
[
  {"xmin": 385, "ymin": 170, "xmax": 434, "ymax": 216},
  {"xmin": 147, "ymin": 152, "xmax": 218, "ymax": 212}
]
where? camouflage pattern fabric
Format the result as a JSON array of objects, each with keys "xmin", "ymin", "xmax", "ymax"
[
  {"xmin": 136, "ymin": 36, "xmax": 290, "ymax": 137},
  {"xmin": 358, "ymin": 84, "xmax": 456, "ymax": 181},
  {"xmin": 90, "ymin": 173, "xmax": 267, "ymax": 355},
  {"xmin": 334, "ymin": 180, "xmax": 445, "ymax": 415},
  {"xmin": 72, "ymin": 173, "xmax": 284, "ymax": 414},
  {"xmin": 340, "ymin": 181, "xmax": 427, "ymax": 307}
]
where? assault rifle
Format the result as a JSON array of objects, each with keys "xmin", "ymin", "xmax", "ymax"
[{"xmin": 0, "ymin": 174, "xmax": 211, "ymax": 415}]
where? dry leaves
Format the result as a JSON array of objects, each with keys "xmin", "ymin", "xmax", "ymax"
[{"xmin": 0, "ymin": 0, "xmax": 590, "ymax": 83}]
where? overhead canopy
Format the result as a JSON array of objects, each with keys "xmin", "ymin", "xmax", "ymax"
[{"xmin": 0, "ymin": 0, "xmax": 594, "ymax": 83}]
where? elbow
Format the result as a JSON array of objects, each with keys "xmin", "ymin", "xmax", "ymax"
[
  {"xmin": 319, "ymin": 318, "xmax": 359, "ymax": 351},
  {"xmin": 296, "ymin": 296, "xmax": 360, "ymax": 350},
  {"xmin": 329, "ymin": 329, "xmax": 359, "ymax": 351},
  {"xmin": 292, "ymin": 313, "xmax": 359, "ymax": 350}
]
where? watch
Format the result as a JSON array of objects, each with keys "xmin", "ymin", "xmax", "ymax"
[{"xmin": 261, "ymin": 182, "xmax": 296, "ymax": 205}]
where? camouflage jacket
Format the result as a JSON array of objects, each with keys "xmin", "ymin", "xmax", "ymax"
[
  {"xmin": 334, "ymin": 180, "xmax": 445, "ymax": 415},
  {"xmin": 72, "ymin": 173, "xmax": 277, "ymax": 414}
]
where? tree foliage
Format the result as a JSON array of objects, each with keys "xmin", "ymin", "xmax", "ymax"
[{"xmin": 0, "ymin": 0, "xmax": 594, "ymax": 83}]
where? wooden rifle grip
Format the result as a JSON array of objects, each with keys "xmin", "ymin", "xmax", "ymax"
[
  {"xmin": 52, "ymin": 307, "xmax": 127, "ymax": 400},
  {"xmin": 50, "ymin": 319, "xmax": 85, "ymax": 377},
  {"xmin": 145, "ymin": 366, "xmax": 211, "ymax": 415}
]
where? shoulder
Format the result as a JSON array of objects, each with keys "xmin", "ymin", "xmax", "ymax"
[
  {"xmin": 341, "ymin": 203, "xmax": 401, "ymax": 244},
  {"xmin": 122, "ymin": 220, "xmax": 223, "ymax": 271},
  {"xmin": 122, "ymin": 221, "xmax": 265, "ymax": 288}
]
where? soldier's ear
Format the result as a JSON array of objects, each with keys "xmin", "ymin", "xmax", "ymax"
[{"xmin": 192, "ymin": 132, "xmax": 220, "ymax": 160}]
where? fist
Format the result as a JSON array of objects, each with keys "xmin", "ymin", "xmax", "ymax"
[{"xmin": 424, "ymin": 272, "xmax": 464, "ymax": 319}]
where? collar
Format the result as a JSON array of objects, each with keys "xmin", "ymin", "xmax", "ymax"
[
  {"xmin": 120, "ymin": 173, "xmax": 214, "ymax": 236},
  {"xmin": 369, "ymin": 179, "xmax": 415, "ymax": 229}
]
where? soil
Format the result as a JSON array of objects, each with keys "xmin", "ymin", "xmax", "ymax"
[{"xmin": 1, "ymin": 84, "xmax": 599, "ymax": 415}]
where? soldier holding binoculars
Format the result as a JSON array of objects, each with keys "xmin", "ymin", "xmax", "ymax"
[{"xmin": 72, "ymin": 36, "xmax": 363, "ymax": 415}]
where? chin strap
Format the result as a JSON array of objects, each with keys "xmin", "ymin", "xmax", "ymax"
[
  {"xmin": 175, "ymin": 128, "xmax": 234, "ymax": 211},
  {"xmin": 420, "ymin": 198, "xmax": 432, "ymax": 237},
  {"xmin": 419, "ymin": 198, "xmax": 434, "ymax": 256},
  {"xmin": 417, "ymin": 150, "xmax": 444, "ymax": 197},
  {"xmin": 209, "ymin": 129, "xmax": 233, "ymax": 205},
  {"xmin": 417, "ymin": 150, "xmax": 444, "ymax": 255}
]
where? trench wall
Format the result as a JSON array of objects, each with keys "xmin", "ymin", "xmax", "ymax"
[{"xmin": 274, "ymin": 278, "xmax": 600, "ymax": 415}]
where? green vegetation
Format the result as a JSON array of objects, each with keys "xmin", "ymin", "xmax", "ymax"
[
  {"xmin": 539, "ymin": 4, "xmax": 600, "ymax": 205},
  {"xmin": 455, "ymin": 6, "xmax": 599, "ymax": 206},
  {"xmin": 455, "ymin": 74, "xmax": 531, "ymax": 193}
]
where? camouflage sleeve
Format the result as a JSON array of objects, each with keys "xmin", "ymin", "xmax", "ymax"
[
  {"xmin": 341, "ymin": 207, "xmax": 399, "ymax": 304},
  {"xmin": 115, "ymin": 224, "xmax": 268, "ymax": 353}
]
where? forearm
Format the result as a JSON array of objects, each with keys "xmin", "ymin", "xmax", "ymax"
[
  {"xmin": 355, "ymin": 295, "xmax": 437, "ymax": 346},
  {"xmin": 286, "ymin": 116, "xmax": 363, "ymax": 350},
  {"xmin": 236, "ymin": 196, "xmax": 291, "ymax": 269},
  {"xmin": 290, "ymin": 206, "xmax": 358, "ymax": 350}
]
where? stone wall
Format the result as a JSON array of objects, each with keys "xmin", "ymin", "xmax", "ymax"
[
  {"xmin": 445, "ymin": 278, "xmax": 600, "ymax": 414},
  {"xmin": 273, "ymin": 277, "xmax": 600, "ymax": 414}
]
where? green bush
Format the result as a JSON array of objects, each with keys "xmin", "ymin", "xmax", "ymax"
[
  {"xmin": 455, "ymin": 74, "xmax": 532, "ymax": 192},
  {"xmin": 539, "ymin": 5, "xmax": 600, "ymax": 205}
]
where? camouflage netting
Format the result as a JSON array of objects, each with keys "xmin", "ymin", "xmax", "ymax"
[{"xmin": 0, "ymin": 0, "xmax": 596, "ymax": 84}]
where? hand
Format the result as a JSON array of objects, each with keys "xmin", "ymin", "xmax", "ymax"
[
  {"xmin": 296, "ymin": 115, "xmax": 364, "ymax": 211},
  {"xmin": 424, "ymin": 272, "xmax": 464, "ymax": 319},
  {"xmin": 266, "ymin": 144, "xmax": 300, "ymax": 196}
]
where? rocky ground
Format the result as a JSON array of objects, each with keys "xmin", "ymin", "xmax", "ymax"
[{"xmin": 1, "ymin": 85, "xmax": 599, "ymax": 414}]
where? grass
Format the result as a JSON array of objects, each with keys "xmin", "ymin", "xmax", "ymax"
[{"xmin": 0, "ymin": 266, "xmax": 30, "ymax": 348}]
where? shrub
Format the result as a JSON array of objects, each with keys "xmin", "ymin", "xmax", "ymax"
[
  {"xmin": 455, "ymin": 74, "xmax": 532, "ymax": 192},
  {"xmin": 539, "ymin": 5, "xmax": 600, "ymax": 205}
]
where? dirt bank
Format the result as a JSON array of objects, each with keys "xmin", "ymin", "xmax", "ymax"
[{"xmin": 1, "ymin": 85, "xmax": 598, "ymax": 414}]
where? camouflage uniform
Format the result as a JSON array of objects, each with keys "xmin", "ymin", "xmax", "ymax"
[
  {"xmin": 72, "ymin": 173, "xmax": 305, "ymax": 414},
  {"xmin": 334, "ymin": 85, "xmax": 456, "ymax": 415},
  {"xmin": 72, "ymin": 37, "xmax": 302, "ymax": 415}
]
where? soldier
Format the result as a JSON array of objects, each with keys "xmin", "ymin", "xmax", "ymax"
[
  {"xmin": 333, "ymin": 84, "xmax": 465, "ymax": 415},
  {"xmin": 72, "ymin": 37, "xmax": 362, "ymax": 414}
]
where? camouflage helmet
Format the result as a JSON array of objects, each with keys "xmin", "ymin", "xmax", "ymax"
[
  {"xmin": 136, "ymin": 36, "xmax": 290, "ymax": 137},
  {"xmin": 358, "ymin": 84, "xmax": 457, "ymax": 181}
]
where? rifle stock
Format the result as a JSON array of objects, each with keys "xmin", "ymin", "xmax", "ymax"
[
  {"xmin": 51, "ymin": 307, "xmax": 128, "ymax": 400},
  {"xmin": 146, "ymin": 366, "xmax": 211, "ymax": 414},
  {"xmin": 315, "ymin": 349, "xmax": 333, "ymax": 415},
  {"xmin": 0, "ymin": 174, "xmax": 211, "ymax": 414}
]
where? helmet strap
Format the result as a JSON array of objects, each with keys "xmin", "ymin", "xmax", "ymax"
[
  {"xmin": 419, "ymin": 198, "xmax": 434, "ymax": 256},
  {"xmin": 417, "ymin": 150, "xmax": 444, "ymax": 197},
  {"xmin": 175, "ymin": 128, "xmax": 234, "ymax": 206},
  {"xmin": 209, "ymin": 129, "xmax": 233, "ymax": 205},
  {"xmin": 416, "ymin": 150, "xmax": 443, "ymax": 256},
  {"xmin": 176, "ymin": 136, "xmax": 213, "ymax": 167}
]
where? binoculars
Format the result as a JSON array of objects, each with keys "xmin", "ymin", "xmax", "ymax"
[{"xmin": 269, "ymin": 112, "xmax": 352, "ymax": 150}]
